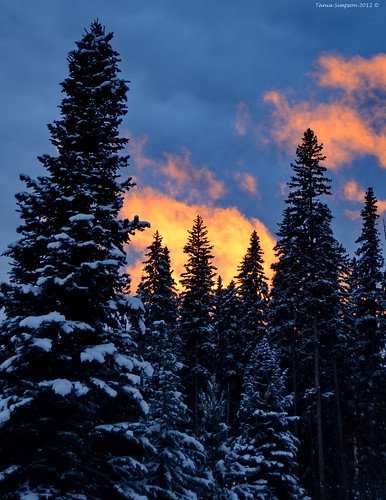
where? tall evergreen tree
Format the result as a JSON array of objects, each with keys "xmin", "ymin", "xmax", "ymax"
[
  {"xmin": 0, "ymin": 22, "xmax": 150, "ymax": 499},
  {"xmin": 350, "ymin": 187, "xmax": 386, "ymax": 497},
  {"xmin": 137, "ymin": 230, "xmax": 178, "ymax": 327},
  {"xmin": 179, "ymin": 215, "xmax": 217, "ymax": 429},
  {"xmin": 269, "ymin": 129, "xmax": 348, "ymax": 499},
  {"xmin": 141, "ymin": 321, "xmax": 213, "ymax": 500},
  {"xmin": 235, "ymin": 230, "xmax": 269, "ymax": 353},
  {"xmin": 225, "ymin": 336, "xmax": 306, "ymax": 500},
  {"xmin": 212, "ymin": 278, "xmax": 241, "ymax": 428}
]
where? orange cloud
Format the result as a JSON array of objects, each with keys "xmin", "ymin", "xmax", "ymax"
[
  {"xmin": 341, "ymin": 180, "xmax": 386, "ymax": 218},
  {"xmin": 128, "ymin": 134, "xmax": 226, "ymax": 203},
  {"xmin": 234, "ymin": 172, "xmax": 260, "ymax": 197},
  {"xmin": 263, "ymin": 53, "xmax": 386, "ymax": 170},
  {"xmin": 122, "ymin": 186, "xmax": 276, "ymax": 293},
  {"xmin": 234, "ymin": 101, "xmax": 252, "ymax": 135},
  {"xmin": 315, "ymin": 53, "xmax": 386, "ymax": 94},
  {"xmin": 341, "ymin": 180, "xmax": 365, "ymax": 202}
]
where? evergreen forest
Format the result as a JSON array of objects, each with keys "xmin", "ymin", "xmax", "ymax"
[{"xmin": 0, "ymin": 22, "xmax": 385, "ymax": 500}]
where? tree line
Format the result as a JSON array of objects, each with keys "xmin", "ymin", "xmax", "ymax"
[{"xmin": 0, "ymin": 21, "xmax": 384, "ymax": 500}]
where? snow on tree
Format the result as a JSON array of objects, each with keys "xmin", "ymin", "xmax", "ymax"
[
  {"xmin": 141, "ymin": 321, "xmax": 214, "ymax": 499},
  {"xmin": 197, "ymin": 375, "xmax": 230, "ymax": 498},
  {"xmin": 235, "ymin": 230, "xmax": 269, "ymax": 351},
  {"xmin": 349, "ymin": 187, "xmax": 386, "ymax": 497},
  {"xmin": 269, "ymin": 129, "xmax": 348, "ymax": 499},
  {"xmin": 212, "ymin": 278, "xmax": 241, "ymax": 429},
  {"xmin": 137, "ymin": 230, "xmax": 178, "ymax": 328},
  {"xmin": 0, "ymin": 22, "xmax": 150, "ymax": 499},
  {"xmin": 179, "ymin": 215, "xmax": 217, "ymax": 429},
  {"xmin": 224, "ymin": 336, "xmax": 307, "ymax": 500}
]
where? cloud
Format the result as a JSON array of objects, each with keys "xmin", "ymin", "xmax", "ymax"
[
  {"xmin": 262, "ymin": 53, "xmax": 386, "ymax": 170},
  {"xmin": 234, "ymin": 101, "xmax": 252, "ymax": 136},
  {"xmin": 122, "ymin": 186, "xmax": 276, "ymax": 293},
  {"xmin": 340, "ymin": 180, "xmax": 386, "ymax": 218},
  {"xmin": 234, "ymin": 172, "xmax": 260, "ymax": 197},
  {"xmin": 128, "ymin": 134, "xmax": 226, "ymax": 203},
  {"xmin": 315, "ymin": 53, "xmax": 386, "ymax": 94}
]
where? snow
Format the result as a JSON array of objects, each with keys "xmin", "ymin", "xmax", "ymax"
[
  {"xmin": 21, "ymin": 493, "xmax": 39, "ymax": 500},
  {"xmin": 115, "ymin": 354, "xmax": 134, "ymax": 371},
  {"xmin": 127, "ymin": 296, "xmax": 145, "ymax": 312},
  {"xmin": 19, "ymin": 312, "xmax": 66, "ymax": 328},
  {"xmin": 95, "ymin": 422, "xmax": 133, "ymax": 435},
  {"xmin": 125, "ymin": 373, "xmax": 141, "ymax": 385},
  {"xmin": 69, "ymin": 213, "xmax": 94, "ymax": 222},
  {"xmin": 91, "ymin": 378, "xmax": 118, "ymax": 398},
  {"xmin": 0, "ymin": 355, "xmax": 19, "ymax": 372},
  {"xmin": 0, "ymin": 396, "xmax": 33, "ymax": 426},
  {"xmin": 33, "ymin": 338, "xmax": 52, "ymax": 352},
  {"xmin": 80, "ymin": 343, "xmax": 116, "ymax": 363},
  {"xmin": 0, "ymin": 465, "xmax": 19, "ymax": 482},
  {"xmin": 40, "ymin": 379, "xmax": 89, "ymax": 397}
]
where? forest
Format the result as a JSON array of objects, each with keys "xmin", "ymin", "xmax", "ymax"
[{"xmin": 0, "ymin": 21, "xmax": 385, "ymax": 500}]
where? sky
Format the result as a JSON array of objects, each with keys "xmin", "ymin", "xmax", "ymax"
[{"xmin": 1, "ymin": 0, "xmax": 386, "ymax": 291}]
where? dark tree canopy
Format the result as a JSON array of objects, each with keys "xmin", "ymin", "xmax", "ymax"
[{"xmin": 0, "ymin": 22, "xmax": 150, "ymax": 499}]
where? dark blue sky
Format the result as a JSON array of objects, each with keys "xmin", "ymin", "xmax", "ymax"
[{"xmin": 1, "ymin": 0, "xmax": 386, "ymax": 285}]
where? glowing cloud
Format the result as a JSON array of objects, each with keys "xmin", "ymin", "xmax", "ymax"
[
  {"xmin": 234, "ymin": 172, "xmax": 260, "ymax": 197},
  {"xmin": 340, "ymin": 180, "xmax": 386, "ymax": 219},
  {"xmin": 122, "ymin": 186, "xmax": 276, "ymax": 293},
  {"xmin": 128, "ymin": 134, "xmax": 226, "ymax": 203},
  {"xmin": 262, "ymin": 53, "xmax": 386, "ymax": 170},
  {"xmin": 315, "ymin": 53, "xmax": 386, "ymax": 94}
]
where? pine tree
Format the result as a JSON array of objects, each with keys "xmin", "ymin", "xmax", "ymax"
[
  {"xmin": 350, "ymin": 187, "xmax": 386, "ymax": 497},
  {"xmin": 137, "ymin": 230, "xmax": 178, "ymax": 328},
  {"xmin": 141, "ymin": 321, "xmax": 213, "ymax": 500},
  {"xmin": 198, "ymin": 376, "xmax": 230, "ymax": 498},
  {"xmin": 212, "ymin": 278, "xmax": 241, "ymax": 429},
  {"xmin": 269, "ymin": 129, "xmax": 348, "ymax": 499},
  {"xmin": 235, "ymin": 230, "xmax": 269, "ymax": 354},
  {"xmin": 0, "ymin": 22, "xmax": 150, "ymax": 499},
  {"xmin": 179, "ymin": 215, "xmax": 217, "ymax": 429},
  {"xmin": 225, "ymin": 337, "xmax": 306, "ymax": 500}
]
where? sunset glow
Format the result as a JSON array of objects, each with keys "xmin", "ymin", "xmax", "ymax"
[
  {"xmin": 263, "ymin": 53, "xmax": 386, "ymax": 170},
  {"xmin": 123, "ymin": 186, "xmax": 276, "ymax": 293}
]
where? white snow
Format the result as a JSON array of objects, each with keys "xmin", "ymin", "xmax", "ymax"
[
  {"xmin": 40, "ymin": 379, "xmax": 89, "ymax": 397},
  {"xmin": 33, "ymin": 338, "xmax": 52, "ymax": 352},
  {"xmin": 80, "ymin": 343, "xmax": 116, "ymax": 363},
  {"xmin": 0, "ymin": 396, "xmax": 33, "ymax": 426},
  {"xmin": 69, "ymin": 213, "xmax": 94, "ymax": 222},
  {"xmin": 91, "ymin": 378, "xmax": 118, "ymax": 398},
  {"xmin": 95, "ymin": 422, "xmax": 133, "ymax": 435},
  {"xmin": 125, "ymin": 373, "xmax": 141, "ymax": 385},
  {"xmin": 21, "ymin": 493, "xmax": 39, "ymax": 500},
  {"xmin": 0, "ymin": 355, "xmax": 19, "ymax": 372},
  {"xmin": 19, "ymin": 312, "xmax": 66, "ymax": 329},
  {"xmin": 0, "ymin": 465, "xmax": 19, "ymax": 482},
  {"xmin": 127, "ymin": 296, "xmax": 145, "ymax": 312},
  {"xmin": 115, "ymin": 354, "xmax": 134, "ymax": 371}
]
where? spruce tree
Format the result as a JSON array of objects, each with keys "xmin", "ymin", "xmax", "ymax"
[
  {"xmin": 269, "ymin": 129, "xmax": 348, "ymax": 499},
  {"xmin": 225, "ymin": 337, "xmax": 306, "ymax": 500},
  {"xmin": 137, "ymin": 230, "xmax": 178, "ymax": 328},
  {"xmin": 235, "ymin": 230, "xmax": 269, "ymax": 353},
  {"xmin": 179, "ymin": 215, "xmax": 217, "ymax": 429},
  {"xmin": 141, "ymin": 321, "xmax": 213, "ymax": 500},
  {"xmin": 198, "ymin": 376, "xmax": 230, "ymax": 498},
  {"xmin": 212, "ymin": 278, "xmax": 241, "ymax": 429},
  {"xmin": 0, "ymin": 22, "xmax": 150, "ymax": 499},
  {"xmin": 350, "ymin": 187, "xmax": 386, "ymax": 497}
]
